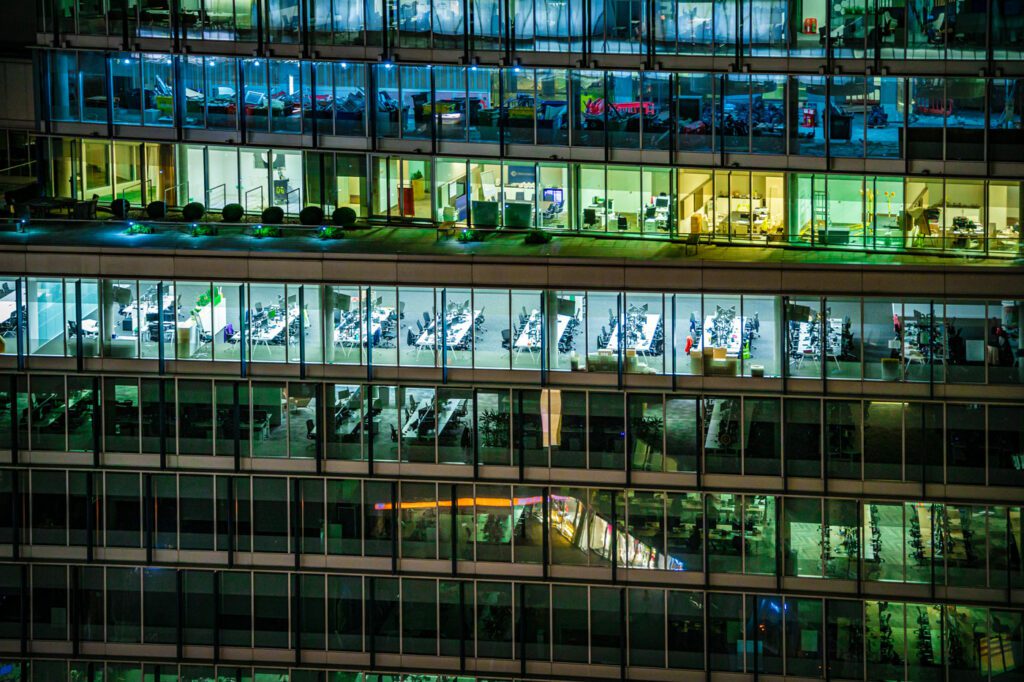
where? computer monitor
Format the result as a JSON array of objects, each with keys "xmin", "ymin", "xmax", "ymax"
[
  {"xmin": 542, "ymin": 187, "xmax": 564, "ymax": 205},
  {"xmin": 655, "ymin": 196, "xmax": 670, "ymax": 208}
]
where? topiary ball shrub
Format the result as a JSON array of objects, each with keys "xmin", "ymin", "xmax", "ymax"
[
  {"xmin": 261, "ymin": 206, "xmax": 285, "ymax": 225},
  {"xmin": 182, "ymin": 202, "xmax": 206, "ymax": 222},
  {"xmin": 146, "ymin": 201, "xmax": 167, "ymax": 219},
  {"xmin": 299, "ymin": 205, "xmax": 324, "ymax": 226},
  {"xmin": 221, "ymin": 203, "xmax": 244, "ymax": 223},
  {"xmin": 111, "ymin": 199, "xmax": 130, "ymax": 219},
  {"xmin": 524, "ymin": 229, "xmax": 553, "ymax": 245},
  {"xmin": 332, "ymin": 206, "xmax": 357, "ymax": 228}
]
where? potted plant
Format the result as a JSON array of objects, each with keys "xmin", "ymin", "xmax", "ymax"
[
  {"xmin": 182, "ymin": 202, "xmax": 206, "ymax": 222},
  {"xmin": 222, "ymin": 203, "xmax": 245, "ymax": 223},
  {"xmin": 332, "ymin": 206, "xmax": 358, "ymax": 229},
  {"xmin": 299, "ymin": 205, "xmax": 325, "ymax": 226},
  {"xmin": 410, "ymin": 169, "xmax": 426, "ymax": 199}
]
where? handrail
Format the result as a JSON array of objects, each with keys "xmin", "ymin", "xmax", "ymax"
[
  {"xmin": 283, "ymin": 186, "xmax": 301, "ymax": 215},
  {"xmin": 163, "ymin": 181, "xmax": 189, "ymax": 204},
  {"xmin": 206, "ymin": 183, "xmax": 226, "ymax": 208},
  {"xmin": 0, "ymin": 160, "xmax": 36, "ymax": 176},
  {"xmin": 243, "ymin": 186, "xmax": 265, "ymax": 213},
  {"xmin": 119, "ymin": 178, "xmax": 153, "ymax": 202}
]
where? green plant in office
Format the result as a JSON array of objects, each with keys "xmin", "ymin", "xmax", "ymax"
[
  {"xmin": 631, "ymin": 414, "xmax": 664, "ymax": 448},
  {"xmin": 524, "ymin": 229, "xmax": 552, "ymax": 245},
  {"xmin": 193, "ymin": 287, "xmax": 223, "ymax": 311},
  {"xmin": 478, "ymin": 409, "xmax": 510, "ymax": 448},
  {"xmin": 952, "ymin": 215, "xmax": 976, "ymax": 231}
]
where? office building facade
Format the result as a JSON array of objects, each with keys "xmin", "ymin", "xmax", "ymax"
[{"xmin": 0, "ymin": 1, "xmax": 1023, "ymax": 681}]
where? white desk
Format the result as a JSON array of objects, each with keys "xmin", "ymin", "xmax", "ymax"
[
  {"xmin": 697, "ymin": 315, "xmax": 745, "ymax": 356},
  {"xmin": 417, "ymin": 309, "xmax": 481, "ymax": 349},
  {"xmin": 515, "ymin": 311, "xmax": 573, "ymax": 350},
  {"xmin": 604, "ymin": 313, "xmax": 662, "ymax": 353}
]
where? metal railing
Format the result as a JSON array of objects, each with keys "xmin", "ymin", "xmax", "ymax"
[
  {"xmin": 244, "ymin": 186, "xmax": 265, "ymax": 214},
  {"xmin": 0, "ymin": 160, "xmax": 36, "ymax": 177},
  {"xmin": 206, "ymin": 183, "xmax": 227, "ymax": 209}
]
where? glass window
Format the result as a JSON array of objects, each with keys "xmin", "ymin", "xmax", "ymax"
[
  {"xmin": 703, "ymin": 396, "xmax": 741, "ymax": 474},
  {"xmin": 31, "ymin": 469, "xmax": 66, "ymax": 546},
  {"xmin": 402, "ymin": 578, "xmax": 437, "ymax": 655},
  {"xmin": 548, "ymin": 390, "xmax": 586, "ymax": 468},
  {"xmin": 708, "ymin": 592, "xmax": 743, "ymax": 671},
  {"xmin": 400, "ymin": 481, "xmax": 438, "ymax": 559},
  {"xmin": 252, "ymin": 477, "xmax": 289, "ymax": 552},
  {"xmin": 785, "ymin": 398, "xmax": 821, "ymax": 477},
  {"xmin": 253, "ymin": 572, "xmax": 289, "ymax": 648},
  {"xmin": 219, "ymin": 571, "xmax": 252, "ymax": 647},
  {"xmin": 520, "ymin": 582, "xmax": 550, "ymax": 661},
  {"xmin": 105, "ymin": 472, "xmax": 141, "ymax": 547},
  {"xmin": 552, "ymin": 584, "xmax": 588, "ymax": 662},
  {"xmin": 785, "ymin": 497, "xmax": 823, "ymax": 577},
  {"xmin": 364, "ymin": 480, "xmax": 394, "ymax": 557},
  {"xmin": 111, "ymin": 54, "xmax": 143, "ymax": 125},
  {"xmin": 32, "ymin": 565, "xmax": 67, "ymax": 640},
  {"xmin": 328, "ymin": 575, "xmax": 362, "ymax": 651},
  {"xmin": 143, "ymin": 567, "xmax": 177, "ymax": 644},
  {"xmin": 825, "ymin": 399, "xmax": 862, "ymax": 479},
  {"xmin": 745, "ymin": 397, "xmax": 780, "ymax": 475},
  {"xmin": 107, "ymin": 567, "xmax": 141, "ymax": 642},
  {"xmin": 629, "ymin": 588, "xmax": 665, "ymax": 667},
  {"xmin": 182, "ymin": 570, "xmax": 215, "ymax": 645},
  {"xmin": 476, "ymin": 582, "xmax": 513, "ymax": 658}
]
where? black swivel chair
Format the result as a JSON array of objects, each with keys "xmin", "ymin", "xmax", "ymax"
[
  {"xmin": 305, "ymin": 419, "xmax": 316, "ymax": 440},
  {"xmin": 407, "ymin": 328, "xmax": 417, "ymax": 346},
  {"xmin": 501, "ymin": 329, "xmax": 511, "ymax": 349}
]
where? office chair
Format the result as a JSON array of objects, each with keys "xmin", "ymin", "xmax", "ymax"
[
  {"xmin": 501, "ymin": 329, "xmax": 511, "ymax": 349},
  {"xmin": 407, "ymin": 329, "xmax": 417, "ymax": 346},
  {"xmin": 583, "ymin": 207, "xmax": 598, "ymax": 227},
  {"xmin": 423, "ymin": 311, "xmax": 432, "ymax": 327},
  {"xmin": 617, "ymin": 215, "xmax": 628, "ymax": 231},
  {"xmin": 305, "ymin": 419, "xmax": 316, "ymax": 440}
]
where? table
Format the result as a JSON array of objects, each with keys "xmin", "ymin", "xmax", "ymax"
[
  {"xmin": 697, "ymin": 315, "xmax": 745, "ymax": 356},
  {"xmin": 604, "ymin": 313, "xmax": 662, "ymax": 353},
  {"xmin": 416, "ymin": 309, "xmax": 482, "ymax": 350},
  {"xmin": 0, "ymin": 293, "xmax": 18, "ymax": 325},
  {"xmin": 402, "ymin": 397, "xmax": 468, "ymax": 441},
  {"xmin": 335, "ymin": 306, "xmax": 394, "ymax": 347},
  {"xmin": 514, "ymin": 310, "xmax": 573, "ymax": 351}
]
